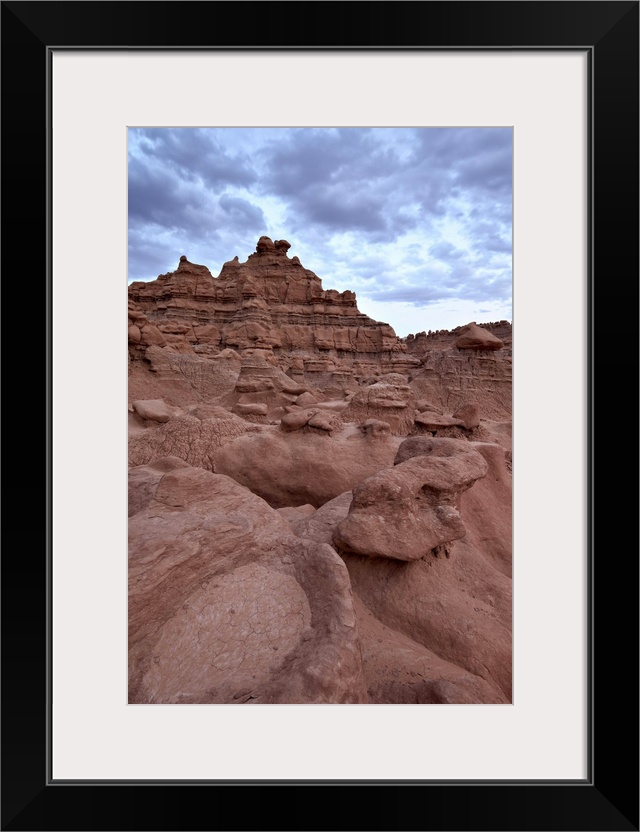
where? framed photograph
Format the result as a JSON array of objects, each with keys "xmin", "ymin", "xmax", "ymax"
[{"xmin": 3, "ymin": 2, "xmax": 637, "ymax": 830}]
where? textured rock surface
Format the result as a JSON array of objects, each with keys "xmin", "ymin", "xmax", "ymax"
[
  {"xmin": 132, "ymin": 399, "xmax": 174, "ymax": 423},
  {"xmin": 289, "ymin": 440, "xmax": 512, "ymax": 702},
  {"xmin": 333, "ymin": 440, "xmax": 488, "ymax": 560},
  {"xmin": 129, "ymin": 462, "xmax": 367, "ymax": 704},
  {"xmin": 214, "ymin": 426, "xmax": 400, "ymax": 508},
  {"xmin": 342, "ymin": 380, "xmax": 416, "ymax": 436},
  {"xmin": 455, "ymin": 322, "xmax": 504, "ymax": 351},
  {"xmin": 409, "ymin": 349, "xmax": 511, "ymax": 420},
  {"xmin": 128, "ymin": 237, "xmax": 512, "ymax": 705},
  {"xmin": 128, "ymin": 239, "xmax": 409, "ymax": 381},
  {"xmin": 128, "ymin": 407, "xmax": 248, "ymax": 470}
]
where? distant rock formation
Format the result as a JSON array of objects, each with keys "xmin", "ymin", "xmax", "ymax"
[{"xmin": 128, "ymin": 237, "xmax": 409, "ymax": 377}]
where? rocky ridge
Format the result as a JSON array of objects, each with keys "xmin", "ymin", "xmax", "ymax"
[{"xmin": 128, "ymin": 237, "xmax": 512, "ymax": 704}]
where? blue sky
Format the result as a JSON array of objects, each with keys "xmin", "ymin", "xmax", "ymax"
[{"xmin": 128, "ymin": 127, "xmax": 512, "ymax": 336}]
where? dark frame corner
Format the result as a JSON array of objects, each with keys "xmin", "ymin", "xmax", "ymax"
[{"xmin": 2, "ymin": 2, "xmax": 638, "ymax": 830}]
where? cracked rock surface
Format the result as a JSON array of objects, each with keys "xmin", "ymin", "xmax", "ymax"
[
  {"xmin": 333, "ymin": 439, "xmax": 488, "ymax": 560},
  {"xmin": 128, "ymin": 237, "xmax": 512, "ymax": 704},
  {"xmin": 129, "ymin": 460, "xmax": 366, "ymax": 704}
]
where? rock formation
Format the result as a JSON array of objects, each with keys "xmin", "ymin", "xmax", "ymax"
[
  {"xmin": 129, "ymin": 460, "xmax": 366, "ymax": 704},
  {"xmin": 128, "ymin": 237, "xmax": 410, "ymax": 384},
  {"xmin": 128, "ymin": 236, "xmax": 512, "ymax": 704},
  {"xmin": 333, "ymin": 439, "xmax": 489, "ymax": 561}
]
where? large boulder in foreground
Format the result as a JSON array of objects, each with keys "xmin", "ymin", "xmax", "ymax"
[
  {"xmin": 128, "ymin": 460, "xmax": 366, "ymax": 704},
  {"xmin": 333, "ymin": 439, "xmax": 488, "ymax": 560},
  {"xmin": 290, "ymin": 440, "xmax": 512, "ymax": 701}
]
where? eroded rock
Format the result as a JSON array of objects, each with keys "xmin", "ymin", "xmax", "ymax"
[
  {"xmin": 128, "ymin": 462, "xmax": 367, "ymax": 704},
  {"xmin": 333, "ymin": 440, "xmax": 488, "ymax": 560}
]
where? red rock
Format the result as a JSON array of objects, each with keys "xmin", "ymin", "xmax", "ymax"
[
  {"xmin": 132, "ymin": 399, "xmax": 174, "ymax": 423},
  {"xmin": 414, "ymin": 412, "xmax": 465, "ymax": 430},
  {"xmin": 128, "ymin": 239, "xmax": 415, "ymax": 387},
  {"xmin": 214, "ymin": 427, "xmax": 398, "ymax": 508},
  {"xmin": 359, "ymin": 419, "xmax": 391, "ymax": 437},
  {"xmin": 453, "ymin": 402, "xmax": 481, "ymax": 429},
  {"xmin": 128, "ymin": 237, "xmax": 512, "ymax": 705},
  {"xmin": 455, "ymin": 322, "xmax": 504, "ymax": 351},
  {"xmin": 128, "ymin": 324, "xmax": 142, "ymax": 344},
  {"xmin": 128, "ymin": 407, "xmax": 248, "ymax": 470},
  {"xmin": 295, "ymin": 391, "xmax": 319, "ymax": 407},
  {"xmin": 342, "ymin": 381, "xmax": 416, "ymax": 436},
  {"xmin": 306, "ymin": 411, "xmax": 342, "ymax": 433},
  {"xmin": 276, "ymin": 504, "xmax": 316, "ymax": 522},
  {"xmin": 333, "ymin": 441, "xmax": 488, "ymax": 561},
  {"xmin": 129, "ymin": 462, "xmax": 367, "ymax": 704},
  {"xmin": 280, "ymin": 408, "xmax": 320, "ymax": 432}
]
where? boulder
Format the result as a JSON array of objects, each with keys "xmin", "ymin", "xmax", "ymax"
[
  {"xmin": 453, "ymin": 402, "xmax": 481, "ymax": 430},
  {"xmin": 128, "ymin": 462, "xmax": 367, "ymax": 704},
  {"xmin": 455, "ymin": 322, "xmax": 504, "ymax": 351},
  {"xmin": 333, "ymin": 441, "xmax": 488, "ymax": 560},
  {"xmin": 132, "ymin": 399, "xmax": 174, "ymax": 423}
]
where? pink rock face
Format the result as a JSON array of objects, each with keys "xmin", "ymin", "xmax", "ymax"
[
  {"xmin": 214, "ymin": 427, "xmax": 400, "ymax": 508},
  {"xmin": 128, "ymin": 407, "xmax": 248, "ymax": 470},
  {"xmin": 127, "ymin": 239, "xmax": 415, "ymax": 384},
  {"xmin": 128, "ymin": 461, "xmax": 367, "ymax": 704},
  {"xmin": 453, "ymin": 401, "xmax": 481, "ymax": 429},
  {"xmin": 128, "ymin": 237, "xmax": 512, "ymax": 704},
  {"xmin": 333, "ymin": 440, "xmax": 488, "ymax": 560},
  {"xmin": 290, "ymin": 443, "xmax": 512, "ymax": 703},
  {"xmin": 342, "ymin": 381, "xmax": 416, "ymax": 435},
  {"xmin": 413, "ymin": 412, "xmax": 465, "ymax": 431}
]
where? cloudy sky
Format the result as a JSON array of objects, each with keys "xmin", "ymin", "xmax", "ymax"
[{"xmin": 128, "ymin": 127, "xmax": 512, "ymax": 336}]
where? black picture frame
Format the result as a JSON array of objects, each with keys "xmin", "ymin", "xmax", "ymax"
[{"xmin": 2, "ymin": 2, "xmax": 638, "ymax": 830}]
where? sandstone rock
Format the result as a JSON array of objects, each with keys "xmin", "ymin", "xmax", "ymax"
[
  {"xmin": 307, "ymin": 411, "xmax": 342, "ymax": 433},
  {"xmin": 343, "ymin": 550, "xmax": 512, "ymax": 700},
  {"xmin": 232, "ymin": 402, "xmax": 269, "ymax": 417},
  {"xmin": 128, "ymin": 346, "xmax": 241, "ymax": 406},
  {"xmin": 139, "ymin": 323, "xmax": 166, "ymax": 347},
  {"xmin": 128, "ymin": 239, "xmax": 413, "ymax": 384},
  {"xmin": 409, "ymin": 348, "xmax": 511, "ymax": 420},
  {"xmin": 128, "ymin": 456, "xmax": 190, "ymax": 517},
  {"xmin": 128, "ymin": 408, "xmax": 248, "ymax": 470},
  {"xmin": 288, "ymin": 467, "xmax": 511, "ymax": 701},
  {"xmin": 416, "ymin": 400, "xmax": 443, "ymax": 414},
  {"xmin": 214, "ymin": 428, "xmax": 399, "ymax": 508},
  {"xmin": 291, "ymin": 492, "xmax": 353, "ymax": 548},
  {"xmin": 221, "ymin": 354, "xmax": 311, "ymax": 412},
  {"xmin": 455, "ymin": 322, "xmax": 504, "ymax": 351},
  {"xmin": 276, "ymin": 504, "xmax": 317, "ymax": 523},
  {"xmin": 128, "ymin": 463, "xmax": 367, "ymax": 704},
  {"xmin": 128, "ymin": 238, "xmax": 512, "ymax": 705},
  {"xmin": 352, "ymin": 596, "xmax": 509, "ymax": 704},
  {"xmin": 413, "ymin": 412, "xmax": 465, "ymax": 431},
  {"xmin": 128, "ymin": 324, "xmax": 141, "ymax": 344},
  {"xmin": 342, "ymin": 381, "xmax": 416, "ymax": 435},
  {"xmin": 453, "ymin": 402, "xmax": 481, "ymax": 429},
  {"xmin": 280, "ymin": 408, "xmax": 320, "ymax": 432},
  {"xmin": 295, "ymin": 391, "xmax": 318, "ymax": 407},
  {"xmin": 359, "ymin": 419, "xmax": 391, "ymax": 437},
  {"xmin": 214, "ymin": 348, "xmax": 241, "ymax": 360},
  {"xmin": 333, "ymin": 441, "xmax": 488, "ymax": 561},
  {"xmin": 132, "ymin": 399, "xmax": 174, "ymax": 423}
]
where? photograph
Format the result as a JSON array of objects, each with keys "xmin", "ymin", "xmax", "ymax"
[
  {"xmin": 2, "ymin": 0, "xmax": 637, "ymax": 827},
  {"xmin": 127, "ymin": 127, "xmax": 513, "ymax": 705}
]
